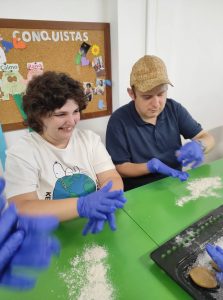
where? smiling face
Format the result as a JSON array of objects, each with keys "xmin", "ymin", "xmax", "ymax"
[
  {"xmin": 127, "ymin": 84, "xmax": 168, "ymax": 124},
  {"xmin": 41, "ymin": 99, "xmax": 80, "ymax": 148}
]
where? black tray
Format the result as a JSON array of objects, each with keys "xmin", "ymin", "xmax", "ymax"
[{"xmin": 150, "ymin": 205, "xmax": 223, "ymax": 300}]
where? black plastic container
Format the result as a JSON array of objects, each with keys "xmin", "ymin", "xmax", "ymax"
[{"xmin": 150, "ymin": 205, "xmax": 223, "ymax": 299}]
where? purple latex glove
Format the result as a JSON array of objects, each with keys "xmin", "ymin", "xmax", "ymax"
[
  {"xmin": 147, "ymin": 158, "xmax": 189, "ymax": 181},
  {"xmin": 77, "ymin": 181, "xmax": 126, "ymax": 220},
  {"xmin": 176, "ymin": 140, "xmax": 204, "ymax": 168},
  {"xmin": 0, "ymin": 178, "xmax": 5, "ymax": 211},
  {"xmin": 82, "ymin": 213, "xmax": 117, "ymax": 236},
  {"xmin": 206, "ymin": 243, "xmax": 223, "ymax": 283},
  {"xmin": 0, "ymin": 177, "xmax": 60, "ymax": 290},
  {"xmin": 81, "ymin": 181, "xmax": 127, "ymax": 236}
]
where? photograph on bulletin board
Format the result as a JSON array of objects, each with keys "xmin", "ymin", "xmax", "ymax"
[{"xmin": 0, "ymin": 19, "xmax": 112, "ymax": 132}]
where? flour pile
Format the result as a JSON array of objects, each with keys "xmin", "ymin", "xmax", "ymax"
[
  {"xmin": 59, "ymin": 244, "xmax": 114, "ymax": 300},
  {"xmin": 176, "ymin": 177, "xmax": 223, "ymax": 207}
]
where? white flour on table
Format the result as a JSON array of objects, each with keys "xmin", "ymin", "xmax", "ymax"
[
  {"xmin": 176, "ymin": 177, "xmax": 223, "ymax": 207},
  {"xmin": 59, "ymin": 244, "xmax": 114, "ymax": 300},
  {"xmin": 175, "ymin": 230, "xmax": 195, "ymax": 247}
]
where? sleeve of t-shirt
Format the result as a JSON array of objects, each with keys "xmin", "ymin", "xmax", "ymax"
[
  {"xmin": 106, "ymin": 115, "xmax": 131, "ymax": 165},
  {"xmin": 5, "ymin": 147, "xmax": 39, "ymax": 199},
  {"xmin": 89, "ymin": 131, "xmax": 115, "ymax": 174},
  {"xmin": 176, "ymin": 102, "xmax": 203, "ymax": 139}
]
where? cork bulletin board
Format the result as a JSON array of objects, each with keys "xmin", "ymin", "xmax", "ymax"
[{"xmin": 0, "ymin": 19, "xmax": 112, "ymax": 131}]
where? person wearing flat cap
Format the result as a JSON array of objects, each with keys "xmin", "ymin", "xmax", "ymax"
[{"xmin": 106, "ymin": 55, "xmax": 215, "ymax": 191}]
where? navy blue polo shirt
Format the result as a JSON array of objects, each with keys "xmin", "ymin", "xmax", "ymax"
[{"xmin": 106, "ymin": 99, "xmax": 202, "ymax": 190}]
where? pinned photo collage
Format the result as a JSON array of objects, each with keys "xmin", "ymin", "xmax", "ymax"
[
  {"xmin": 83, "ymin": 79, "xmax": 105, "ymax": 100},
  {"xmin": 83, "ymin": 79, "xmax": 107, "ymax": 110}
]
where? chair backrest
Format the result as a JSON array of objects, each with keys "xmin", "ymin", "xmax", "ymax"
[
  {"xmin": 0, "ymin": 124, "xmax": 6, "ymax": 171},
  {"xmin": 204, "ymin": 125, "xmax": 223, "ymax": 163}
]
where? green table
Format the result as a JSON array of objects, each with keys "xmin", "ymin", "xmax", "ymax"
[
  {"xmin": 124, "ymin": 158, "xmax": 223, "ymax": 246},
  {"xmin": 0, "ymin": 209, "xmax": 191, "ymax": 300},
  {"xmin": 4, "ymin": 158, "xmax": 220, "ymax": 299}
]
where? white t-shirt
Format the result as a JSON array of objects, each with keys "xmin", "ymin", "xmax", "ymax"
[{"xmin": 5, "ymin": 128, "xmax": 115, "ymax": 200}]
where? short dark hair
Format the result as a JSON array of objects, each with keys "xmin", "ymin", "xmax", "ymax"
[{"xmin": 23, "ymin": 71, "xmax": 87, "ymax": 133}]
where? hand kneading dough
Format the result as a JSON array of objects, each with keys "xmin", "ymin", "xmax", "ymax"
[
  {"xmin": 210, "ymin": 260, "xmax": 221, "ymax": 272},
  {"xmin": 189, "ymin": 266, "xmax": 217, "ymax": 289}
]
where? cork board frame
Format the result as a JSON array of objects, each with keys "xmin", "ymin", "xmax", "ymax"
[{"xmin": 0, "ymin": 18, "xmax": 112, "ymax": 132}]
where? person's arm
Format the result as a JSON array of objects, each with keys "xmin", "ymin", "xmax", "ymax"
[
  {"xmin": 116, "ymin": 162, "xmax": 148, "ymax": 178},
  {"xmin": 8, "ymin": 192, "xmax": 78, "ymax": 222},
  {"xmin": 97, "ymin": 168, "xmax": 124, "ymax": 190},
  {"xmin": 8, "ymin": 182, "xmax": 126, "ymax": 224},
  {"xmin": 8, "ymin": 169, "xmax": 125, "ymax": 220},
  {"xmin": 192, "ymin": 129, "xmax": 215, "ymax": 153},
  {"xmin": 115, "ymin": 159, "xmax": 189, "ymax": 182}
]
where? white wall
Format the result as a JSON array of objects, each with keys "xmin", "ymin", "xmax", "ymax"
[
  {"xmin": 147, "ymin": 0, "xmax": 223, "ymax": 131},
  {"xmin": 1, "ymin": 0, "xmax": 223, "ymax": 147}
]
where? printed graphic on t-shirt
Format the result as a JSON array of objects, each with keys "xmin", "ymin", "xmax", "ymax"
[{"xmin": 51, "ymin": 161, "xmax": 96, "ymax": 200}]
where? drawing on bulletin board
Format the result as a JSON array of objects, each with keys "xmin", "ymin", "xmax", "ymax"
[{"xmin": 0, "ymin": 19, "xmax": 112, "ymax": 131}]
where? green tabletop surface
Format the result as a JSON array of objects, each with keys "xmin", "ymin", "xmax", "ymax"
[
  {"xmin": 0, "ymin": 209, "xmax": 191, "ymax": 300},
  {"xmin": 124, "ymin": 158, "xmax": 223, "ymax": 246}
]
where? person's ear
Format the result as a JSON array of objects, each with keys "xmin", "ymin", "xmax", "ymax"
[{"xmin": 127, "ymin": 88, "xmax": 135, "ymax": 100}]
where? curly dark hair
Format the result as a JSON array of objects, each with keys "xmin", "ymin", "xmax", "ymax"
[{"xmin": 23, "ymin": 71, "xmax": 88, "ymax": 133}]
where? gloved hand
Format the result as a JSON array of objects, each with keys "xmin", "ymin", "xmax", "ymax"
[
  {"xmin": 0, "ymin": 177, "xmax": 60, "ymax": 290},
  {"xmin": 176, "ymin": 140, "xmax": 204, "ymax": 168},
  {"xmin": 80, "ymin": 181, "xmax": 127, "ymax": 236},
  {"xmin": 0, "ymin": 177, "xmax": 5, "ymax": 211},
  {"xmin": 82, "ymin": 213, "xmax": 117, "ymax": 236},
  {"xmin": 206, "ymin": 243, "xmax": 223, "ymax": 283},
  {"xmin": 14, "ymin": 215, "xmax": 60, "ymax": 268},
  {"xmin": 147, "ymin": 158, "xmax": 189, "ymax": 181},
  {"xmin": 77, "ymin": 181, "xmax": 126, "ymax": 220}
]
